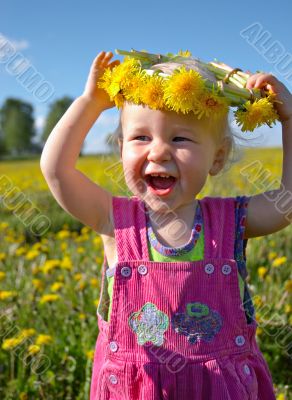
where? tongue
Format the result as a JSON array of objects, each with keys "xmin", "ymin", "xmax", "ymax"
[{"xmin": 150, "ymin": 176, "xmax": 176, "ymax": 189}]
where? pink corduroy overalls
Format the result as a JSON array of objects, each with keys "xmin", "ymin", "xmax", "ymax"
[{"xmin": 90, "ymin": 196, "xmax": 276, "ymax": 400}]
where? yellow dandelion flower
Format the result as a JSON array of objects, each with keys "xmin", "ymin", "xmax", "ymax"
[
  {"xmin": 140, "ymin": 74, "xmax": 165, "ymax": 110},
  {"xmin": 0, "ymin": 271, "xmax": 6, "ymax": 281},
  {"xmin": 32, "ymin": 279, "xmax": 44, "ymax": 291},
  {"xmin": 86, "ymin": 349, "xmax": 94, "ymax": 361},
  {"xmin": 35, "ymin": 334, "xmax": 53, "ymax": 345},
  {"xmin": 234, "ymin": 96, "xmax": 279, "ymax": 132},
  {"xmin": 163, "ymin": 66, "xmax": 205, "ymax": 114},
  {"xmin": 284, "ymin": 280, "xmax": 292, "ymax": 293},
  {"xmin": 272, "ymin": 256, "xmax": 287, "ymax": 268},
  {"xmin": 0, "ymin": 222, "xmax": 9, "ymax": 229},
  {"xmin": 92, "ymin": 236, "xmax": 101, "ymax": 246},
  {"xmin": 0, "ymin": 253, "xmax": 6, "ymax": 261},
  {"xmin": 74, "ymin": 273, "xmax": 82, "ymax": 281},
  {"xmin": 0, "ymin": 290, "xmax": 17, "ymax": 300},
  {"xmin": 42, "ymin": 259, "xmax": 61, "ymax": 274},
  {"xmin": 178, "ymin": 49, "xmax": 192, "ymax": 57},
  {"xmin": 39, "ymin": 293, "xmax": 60, "ymax": 304},
  {"xmin": 194, "ymin": 89, "xmax": 229, "ymax": 120},
  {"xmin": 81, "ymin": 226, "xmax": 90, "ymax": 234},
  {"xmin": 56, "ymin": 230, "xmax": 70, "ymax": 240},
  {"xmin": 256, "ymin": 327, "xmax": 263, "ymax": 336},
  {"xmin": 79, "ymin": 313, "xmax": 86, "ymax": 320},
  {"xmin": 90, "ymin": 278, "xmax": 99, "ymax": 288},
  {"xmin": 268, "ymin": 251, "xmax": 277, "ymax": 260},
  {"xmin": 277, "ymin": 394, "xmax": 286, "ymax": 400},
  {"xmin": 18, "ymin": 329, "xmax": 36, "ymax": 339},
  {"xmin": 27, "ymin": 344, "xmax": 41, "ymax": 355},
  {"xmin": 77, "ymin": 281, "xmax": 86, "ymax": 291},
  {"xmin": 253, "ymin": 296, "xmax": 263, "ymax": 307},
  {"xmin": 15, "ymin": 247, "xmax": 26, "ymax": 256},
  {"xmin": 257, "ymin": 267, "xmax": 268, "ymax": 279},
  {"xmin": 25, "ymin": 249, "xmax": 40, "ymax": 260},
  {"xmin": 122, "ymin": 71, "xmax": 147, "ymax": 104},
  {"xmin": 94, "ymin": 299, "xmax": 99, "ymax": 307},
  {"xmin": 284, "ymin": 304, "xmax": 292, "ymax": 314},
  {"xmin": 60, "ymin": 256, "xmax": 72, "ymax": 270},
  {"xmin": 19, "ymin": 392, "xmax": 28, "ymax": 400},
  {"xmin": 2, "ymin": 337, "xmax": 22, "ymax": 350},
  {"xmin": 50, "ymin": 282, "xmax": 64, "ymax": 292},
  {"xmin": 77, "ymin": 247, "xmax": 85, "ymax": 254},
  {"xmin": 61, "ymin": 242, "xmax": 68, "ymax": 251}
]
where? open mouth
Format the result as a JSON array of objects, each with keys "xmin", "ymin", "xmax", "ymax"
[{"xmin": 145, "ymin": 174, "xmax": 177, "ymax": 196}]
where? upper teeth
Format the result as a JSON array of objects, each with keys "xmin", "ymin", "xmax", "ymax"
[{"xmin": 150, "ymin": 173, "xmax": 170, "ymax": 178}]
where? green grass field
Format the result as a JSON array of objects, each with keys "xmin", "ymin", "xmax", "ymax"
[{"xmin": 0, "ymin": 150, "xmax": 291, "ymax": 399}]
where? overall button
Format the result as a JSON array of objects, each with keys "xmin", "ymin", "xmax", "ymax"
[
  {"xmin": 243, "ymin": 364, "xmax": 251, "ymax": 375},
  {"xmin": 204, "ymin": 264, "xmax": 215, "ymax": 274},
  {"xmin": 221, "ymin": 264, "xmax": 232, "ymax": 275},
  {"xmin": 109, "ymin": 374, "xmax": 118, "ymax": 384},
  {"xmin": 235, "ymin": 335, "xmax": 246, "ymax": 346},
  {"xmin": 121, "ymin": 266, "xmax": 131, "ymax": 277},
  {"xmin": 138, "ymin": 264, "xmax": 148, "ymax": 275},
  {"xmin": 109, "ymin": 341, "xmax": 118, "ymax": 352}
]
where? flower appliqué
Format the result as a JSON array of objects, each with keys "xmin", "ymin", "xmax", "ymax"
[
  {"xmin": 171, "ymin": 302, "xmax": 223, "ymax": 344},
  {"xmin": 128, "ymin": 302, "xmax": 169, "ymax": 347}
]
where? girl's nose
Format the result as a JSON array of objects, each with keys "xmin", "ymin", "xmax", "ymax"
[{"xmin": 147, "ymin": 141, "xmax": 171, "ymax": 162}]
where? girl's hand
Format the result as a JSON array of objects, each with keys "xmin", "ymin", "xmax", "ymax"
[
  {"xmin": 245, "ymin": 72, "xmax": 292, "ymax": 123},
  {"xmin": 82, "ymin": 51, "xmax": 120, "ymax": 110}
]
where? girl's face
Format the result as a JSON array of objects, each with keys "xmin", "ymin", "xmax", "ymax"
[{"xmin": 120, "ymin": 103, "xmax": 225, "ymax": 213}]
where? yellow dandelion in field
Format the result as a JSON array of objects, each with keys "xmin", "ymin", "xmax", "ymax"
[
  {"xmin": 77, "ymin": 247, "xmax": 85, "ymax": 254},
  {"xmin": 79, "ymin": 313, "xmax": 86, "ymax": 320},
  {"xmin": 268, "ymin": 251, "xmax": 277, "ymax": 260},
  {"xmin": 256, "ymin": 327, "xmax": 263, "ymax": 336},
  {"xmin": 276, "ymin": 394, "xmax": 286, "ymax": 400},
  {"xmin": 2, "ymin": 337, "xmax": 22, "ymax": 350},
  {"xmin": 19, "ymin": 392, "xmax": 28, "ymax": 400},
  {"xmin": 0, "ymin": 290, "xmax": 17, "ymax": 300},
  {"xmin": 57, "ymin": 274, "xmax": 65, "ymax": 282},
  {"xmin": 35, "ymin": 334, "xmax": 53, "ymax": 345},
  {"xmin": 39, "ymin": 294, "xmax": 60, "ymax": 304},
  {"xmin": 284, "ymin": 280, "xmax": 292, "ymax": 293},
  {"xmin": 0, "ymin": 222, "xmax": 9, "ymax": 229},
  {"xmin": 32, "ymin": 242, "xmax": 42, "ymax": 250},
  {"xmin": 92, "ymin": 237, "xmax": 101, "ymax": 246},
  {"xmin": 42, "ymin": 259, "xmax": 61, "ymax": 274},
  {"xmin": 93, "ymin": 299, "xmax": 99, "ymax": 307},
  {"xmin": 140, "ymin": 74, "xmax": 165, "ymax": 110},
  {"xmin": 234, "ymin": 96, "xmax": 279, "ymax": 132},
  {"xmin": 15, "ymin": 247, "xmax": 26, "ymax": 256},
  {"xmin": 90, "ymin": 278, "xmax": 99, "ymax": 288},
  {"xmin": 284, "ymin": 304, "xmax": 292, "ymax": 314},
  {"xmin": 81, "ymin": 226, "xmax": 91, "ymax": 234},
  {"xmin": 32, "ymin": 279, "xmax": 44, "ymax": 291},
  {"xmin": 19, "ymin": 329, "xmax": 36, "ymax": 339},
  {"xmin": 163, "ymin": 66, "xmax": 205, "ymax": 114},
  {"xmin": 86, "ymin": 349, "xmax": 94, "ymax": 361},
  {"xmin": 56, "ymin": 229, "xmax": 70, "ymax": 240},
  {"xmin": 77, "ymin": 281, "xmax": 86, "ymax": 291},
  {"xmin": 61, "ymin": 242, "xmax": 68, "ymax": 251},
  {"xmin": 0, "ymin": 271, "xmax": 6, "ymax": 281},
  {"xmin": 0, "ymin": 253, "xmax": 6, "ymax": 261},
  {"xmin": 27, "ymin": 344, "xmax": 41, "ymax": 355},
  {"xmin": 257, "ymin": 267, "xmax": 268, "ymax": 279},
  {"xmin": 25, "ymin": 249, "xmax": 40, "ymax": 260},
  {"xmin": 50, "ymin": 282, "xmax": 64, "ymax": 292},
  {"xmin": 74, "ymin": 273, "xmax": 83, "ymax": 281},
  {"xmin": 60, "ymin": 256, "xmax": 72, "ymax": 270},
  {"xmin": 253, "ymin": 296, "xmax": 263, "ymax": 307},
  {"xmin": 272, "ymin": 256, "xmax": 287, "ymax": 268}
]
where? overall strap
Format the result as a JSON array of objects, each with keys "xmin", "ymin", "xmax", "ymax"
[
  {"xmin": 199, "ymin": 196, "xmax": 235, "ymax": 259},
  {"xmin": 112, "ymin": 196, "xmax": 149, "ymax": 262}
]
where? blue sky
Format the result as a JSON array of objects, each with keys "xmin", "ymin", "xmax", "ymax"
[{"xmin": 1, "ymin": 0, "xmax": 291, "ymax": 153}]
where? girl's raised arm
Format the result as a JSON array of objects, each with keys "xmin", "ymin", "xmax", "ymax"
[
  {"xmin": 40, "ymin": 52, "xmax": 120, "ymax": 234},
  {"xmin": 244, "ymin": 73, "xmax": 292, "ymax": 238}
]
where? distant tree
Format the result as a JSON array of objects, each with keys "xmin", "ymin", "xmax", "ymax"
[
  {"xmin": 41, "ymin": 96, "xmax": 74, "ymax": 143},
  {"xmin": 0, "ymin": 98, "xmax": 36, "ymax": 156}
]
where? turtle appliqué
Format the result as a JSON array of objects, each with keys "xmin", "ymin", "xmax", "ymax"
[{"xmin": 171, "ymin": 302, "xmax": 223, "ymax": 344}]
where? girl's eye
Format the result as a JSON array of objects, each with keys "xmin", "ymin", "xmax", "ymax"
[
  {"xmin": 173, "ymin": 137, "xmax": 191, "ymax": 142},
  {"xmin": 134, "ymin": 136, "xmax": 149, "ymax": 141}
]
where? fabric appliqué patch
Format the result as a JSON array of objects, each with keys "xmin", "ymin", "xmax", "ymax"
[
  {"xmin": 171, "ymin": 302, "xmax": 223, "ymax": 344},
  {"xmin": 128, "ymin": 302, "xmax": 169, "ymax": 347}
]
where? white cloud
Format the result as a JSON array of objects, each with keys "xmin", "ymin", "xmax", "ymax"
[{"xmin": 34, "ymin": 115, "xmax": 46, "ymax": 131}]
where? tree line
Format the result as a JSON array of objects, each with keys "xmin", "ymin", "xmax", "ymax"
[{"xmin": 0, "ymin": 97, "xmax": 74, "ymax": 159}]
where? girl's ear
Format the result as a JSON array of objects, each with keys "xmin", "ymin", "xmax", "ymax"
[{"xmin": 209, "ymin": 137, "xmax": 231, "ymax": 176}]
